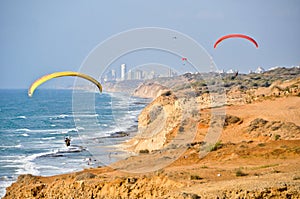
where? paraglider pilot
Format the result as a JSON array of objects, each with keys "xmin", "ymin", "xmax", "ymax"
[{"xmin": 64, "ymin": 137, "xmax": 71, "ymax": 147}]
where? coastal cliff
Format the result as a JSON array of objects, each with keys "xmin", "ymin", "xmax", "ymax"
[
  {"xmin": 120, "ymin": 91, "xmax": 182, "ymax": 152},
  {"xmin": 4, "ymin": 67, "xmax": 300, "ymax": 198}
]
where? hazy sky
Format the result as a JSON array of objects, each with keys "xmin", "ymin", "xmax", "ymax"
[{"xmin": 1, "ymin": 0, "xmax": 299, "ymax": 88}]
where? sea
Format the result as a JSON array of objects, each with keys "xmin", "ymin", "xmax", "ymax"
[{"xmin": 0, "ymin": 89, "xmax": 149, "ymax": 198}]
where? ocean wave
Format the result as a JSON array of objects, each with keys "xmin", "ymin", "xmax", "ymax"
[
  {"xmin": 0, "ymin": 159, "xmax": 27, "ymax": 170},
  {"xmin": 0, "ymin": 175, "xmax": 14, "ymax": 181},
  {"xmin": 1, "ymin": 164, "xmax": 22, "ymax": 168},
  {"xmin": 15, "ymin": 152, "xmax": 44, "ymax": 175},
  {"xmin": 49, "ymin": 131, "xmax": 62, "ymax": 135},
  {"xmin": 58, "ymin": 145, "xmax": 86, "ymax": 153},
  {"xmin": 48, "ymin": 113, "xmax": 100, "ymax": 120},
  {"xmin": 57, "ymin": 114, "xmax": 70, "ymax": 119},
  {"xmin": 76, "ymin": 126, "xmax": 85, "ymax": 130},
  {"xmin": 61, "ymin": 128, "xmax": 79, "ymax": 134},
  {"xmin": 15, "ymin": 128, "xmax": 31, "ymax": 132},
  {"xmin": 38, "ymin": 145, "xmax": 86, "ymax": 158},
  {"xmin": 16, "ymin": 115, "xmax": 27, "ymax": 119},
  {"xmin": 0, "ymin": 159, "xmax": 24, "ymax": 163},
  {"xmin": 36, "ymin": 165, "xmax": 60, "ymax": 170},
  {"xmin": 40, "ymin": 137, "xmax": 56, "ymax": 140},
  {"xmin": 73, "ymin": 114, "xmax": 99, "ymax": 118},
  {"xmin": 0, "ymin": 144, "xmax": 22, "ymax": 149},
  {"xmin": 49, "ymin": 114, "xmax": 72, "ymax": 120},
  {"xmin": 0, "ymin": 180, "xmax": 15, "ymax": 198},
  {"xmin": 16, "ymin": 163, "xmax": 39, "ymax": 176},
  {"xmin": 14, "ymin": 148, "xmax": 78, "ymax": 176},
  {"xmin": 0, "ymin": 155, "xmax": 25, "ymax": 159},
  {"xmin": 12, "ymin": 128, "xmax": 80, "ymax": 135}
]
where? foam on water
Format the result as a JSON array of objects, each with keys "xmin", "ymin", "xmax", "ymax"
[
  {"xmin": 16, "ymin": 115, "xmax": 27, "ymax": 119},
  {"xmin": 0, "ymin": 144, "xmax": 22, "ymax": 149},
  {"xmin": 15, "ymin": 152, "xmax": 43, "ymax": 175},
  {"xmin": 74, "ymin": 114, "xmax": 99, "ymax": 118},
  {"xmin": 0, "ymin": 180, "xmax": 14, "ymax": 198},
  {"xmin": 15, "ymin": 128, "xmax": 31, "ymax": 132},
  {"xmin": 11, "ymin": 128, "xmax": 80, "ymax": 134},
  {"xmin": 61, "ymin": 128, "xmax": 79, "ymax": 134},
  {"xmin": 40, "ymin": 137, "xmax": 56, "ymax": 140}
]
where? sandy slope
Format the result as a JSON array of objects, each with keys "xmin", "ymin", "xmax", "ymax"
[
  {"xmin": 226, "ymin": 96, "xmax": 300, "ymax": 125},
  {"xmin": 219, "ymin": 96, "xmax": 300, "ymax": 143}
]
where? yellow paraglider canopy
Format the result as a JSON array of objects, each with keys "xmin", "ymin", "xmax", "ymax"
[{"xmin": 28, "ymin": 71, "xmax": 102, "ymax": 97}]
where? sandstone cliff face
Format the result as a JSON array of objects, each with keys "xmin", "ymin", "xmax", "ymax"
[
  {"xmin": 133, "ymin": 82, "xmax": 169, "ymax": 99},
  {"xmin": 4, "ymin": 173, "xmax": 187, "ymax": 199},
  {"xmin": 4, "ymin": 139, "xmax": 300, "ymax": 199},
  {"xmin": 102, "ymin": 80, "xmax": 143, "ymax": 94},
  {"xmin": 121, "ymin": 91, "xmax": 183, "ymax": 153},
  {"xmin": 130, "ymin": 71, "xmax": 300, "ymax": 107}
]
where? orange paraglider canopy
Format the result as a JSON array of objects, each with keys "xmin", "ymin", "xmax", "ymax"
[{"xmin": 214, "ymin": 34, "xmax": 258, "ymax": 48}]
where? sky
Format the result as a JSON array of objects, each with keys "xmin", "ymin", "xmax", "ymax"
[{"xmin": 1, "ymin": 0, "xmax": 299, "ymax": 89}]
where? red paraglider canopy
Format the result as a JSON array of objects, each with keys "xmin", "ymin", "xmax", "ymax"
[
  {"xmin": 214, "ymin": 34, "xmax": 258, "ymax": 48},
  {"xmin": 182, "ymin": 57, "xmax": 187, "ymax": 61}
]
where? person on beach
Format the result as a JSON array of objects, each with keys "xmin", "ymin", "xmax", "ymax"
[{"xmin": 64, "ymin": 137, "xmax": 71, "ymax": 147}]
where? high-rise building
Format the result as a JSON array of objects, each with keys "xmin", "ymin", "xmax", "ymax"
[
  {"xmin": 127, "ymin": 69, "xmax": 134, "ymax": 80},
  {"xmin": 135, "ymin": 70, "xmax": 142, "ymax": 80},
  {"xmin": 168, "ymin": 68, "xmax": 172, "ymax": 77},
  {"xmin": 121, "ymin": 64, "xmax": 126, "ymax": 81},
  {"xmin": 111, "ymin": 69, "xmax": 116, "ymax": 80},
  {"xmin": 168, "ymin": 68, "xmax": 178, "ymax": 77}
]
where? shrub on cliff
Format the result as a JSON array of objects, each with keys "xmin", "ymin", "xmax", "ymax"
[{"xmin": 139, "ymin": 149, "xmax": 149, "ymax": 154}]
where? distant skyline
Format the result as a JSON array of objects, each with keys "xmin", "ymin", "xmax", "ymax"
[
  {"xmin": 102, "ymin": 63, "xmax": 178, "ymax": 82},
  {"xmin": 1, "ymin": 0, "xmax": 299, "ymax": 88}
]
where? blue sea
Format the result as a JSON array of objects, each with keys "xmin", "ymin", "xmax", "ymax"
[{"xmin": 0, "ymin": 89, "xmax": 149, "ymax": 198}]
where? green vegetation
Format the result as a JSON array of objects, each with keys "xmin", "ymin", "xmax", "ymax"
[
  {"xmin": 235, "ymin": 168, "xmax": 248, "ymax": 177},
  {"xmin": 155, "ymin": 169, "xmax": 165, "ymax": 176},
  {"xmin": 257, "ymin": 143, "xmax": 266, "ymax": 147},
  {"xmin": 274, "ymin": 134, "xmax": 281, "ymax": 140},
  {"xmin": 139, "ymin": 149, "xmax": 149, "ymax": 154},
  {"xmin": 207, "ymin": 141, "xmax": 223, "ymax": 152},
  {"xmin": 272, "ymin": 170, "xmax": 280, "ymax": 173},
  {"xmin": 190, "ymin": 175, "xmax": 203, "ymax": 180},
  {"xmin": 293, "ymin": 176, "xmax": 300, "ymax": 180}
]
